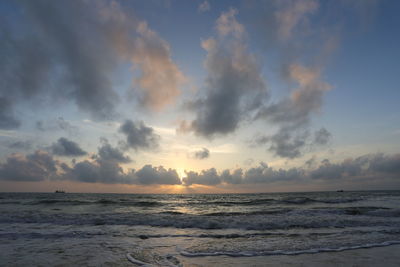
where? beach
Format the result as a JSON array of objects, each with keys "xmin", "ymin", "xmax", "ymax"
[
  {"xmin": 1, "ymin": 191, "xmax": 400, "ymax": 266},
  {"xmin": 179, "ymin": 245, "xmax": 400, "ymax": 267},
  {"xmin": 2, "ymin": 236, "xmax": 400, "ymax": 266}
]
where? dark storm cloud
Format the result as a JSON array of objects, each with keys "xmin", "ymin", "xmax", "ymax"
[
  {"xmin": 193, "ymin": 148, "xmax": 210, "ymax": 159},
  {"xmin": 119, "ymin": 120, "xmax": 160, "ymax": 150},
  {"xmin": 181, "ymin": 8, "xmax": 268, "ymax": 138},
  {"xmin": 50, "ymin": 138, "xmax": 87, "ymax": 157}
]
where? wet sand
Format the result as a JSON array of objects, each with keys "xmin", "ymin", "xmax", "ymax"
[{"xmin": 178, "ymin": 244, "xmax": 400, "ymax": 267}]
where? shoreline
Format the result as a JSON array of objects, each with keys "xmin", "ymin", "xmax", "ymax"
[{"xmin": 178, "ymin": 244, "xmax": 400, "ymax": 267}]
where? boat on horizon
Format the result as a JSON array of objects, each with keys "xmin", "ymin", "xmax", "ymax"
[{"xmin": 55, "ymin": 190, "xmax": 65, "ymax": 193}]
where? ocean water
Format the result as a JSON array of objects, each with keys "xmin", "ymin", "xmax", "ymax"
[{"xmin": 1, "ymin": 191, "xmax": 400, "ymax": 266}]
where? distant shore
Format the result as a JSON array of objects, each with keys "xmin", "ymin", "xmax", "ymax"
[{"xmin": 178, "ymin": 244, "xmax": 400, "ymax": 267}]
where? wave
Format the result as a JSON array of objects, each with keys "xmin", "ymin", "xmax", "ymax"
[
  {"xmin": 3, "ymin": 210, "xmax": 400, "ymax": 230},
  {"xmin": 26, "ymin": 198, "xmax": 163, "ymax": 207},
  {"xmin": 188, "ymin": 198, "xmax": 275, "ymax": 206},
  {"xmin": 179, "ymin": 240, "xmax": 400, "ymax": 257},
  {"xmin": 132, "ymin": 232, "xmax": 306, "ymax": 240},
  {"xmin": 281, "ymin": 197, "xmax": 361, "ymax": 205},
  {"xmin": 309, "ymin": 206, "xmax": 398, "ymax": 217},
  {"xmin": 186, "ymin": 197, "xmax": 361, "ymax": 206},
  {"xmin": 126, "ymin": 251, "xmax": 181, "ymax": 267},
  {"xmin": 0, "ymin": 201, "xmax": 22, "ymax": 205},
  {"xmin": 343, "ymin": 206, "xmax": 389, "ymax": 216},
  {"xmin": 28, "ymin": 199, "xmax": 93, "ymax": 205},
  {"xmin": 202, "ymin": 209, "xmax": 293, "ymax": 216},
  {"xmin": 1, "ymin": 195, "xmax": 363, "ymax": 208}
]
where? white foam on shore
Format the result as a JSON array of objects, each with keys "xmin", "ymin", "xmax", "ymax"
[
  {"xmin": 126, "ymin": 253, "xmax": 181, "ymax": 267},
  {"xmin": 180, "ymin": 240, "xmax": 400, "ymax": 257},
  {"xmin": 126, "ymin": 253, "xmax": 155, "ymax": 266}
]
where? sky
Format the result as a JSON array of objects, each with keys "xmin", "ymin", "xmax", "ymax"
[{"xmin": 0, "ymin": 0, "xmax": 399, "ymax": 193}]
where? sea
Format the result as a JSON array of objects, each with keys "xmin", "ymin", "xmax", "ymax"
[{"xmin": 1, "ymin": 191, "xmax": 400, "ymax": 266}]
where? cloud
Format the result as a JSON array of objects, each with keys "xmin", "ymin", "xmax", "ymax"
[
  {"xmin": 65, "ymin": 159, "xmax": 132, "ymax": 184},
  {"xmin": 255, "ymin": 64, "xmax": 331, "ymax": 158},
  {"xmin": 198, "ymin": 1, "xmax": 210, "ymax": 13},
  {"xmin": 36, "ymin": 117, "xmax": 79, "ymax": 137},
  {"xmin": 61, "ymin": 138, "xmax": 132, "ymax": 183},
  {"xmin": 0, "ymin": 151, "xmax": 60, "ymax": 181},
  {"xmin": 0, "ymin": 0, "xmax": 184, "ymax": 126},
  {"xmin": 183, "ymin": 168, "xmax": 220, "ymax": 186},
  {"xmin": 65, "ymin": 162, "xmax": 182, "ymax": 185},
  {"xmin": 56, "ymin": 136, "xmax": 178, "ymax": 185},
  {"xmin": 193, "ymin": 148, "xmax": 210, "ymax": 159},
  {"xmin": 215, "ymin": 8, "xmax": 244, "ymax": 38},
  {"xmin": 6, "ymin": 140, "xmax": 33, "ymax": 150},
  {"xmin": 310, "ymin": 153, "xmax": 400, "ymax": 180},
  {"xmin": 243, "ymin": 158, "xmax": 255, "ymax": 166},
  {"xmin": 182, "ymin": 152, "xmax": 400, "ymax": 186},
  {"xmin": 1, "ymin": 149, "xmax": 399, "ymax": 187},
  {"xmin": 368, "ymin": 153, "xmax": 400, "ymax": 174},
  {"xmin": 0, "ymin": 151, "xmax": 180, "ymax": 185},
  {"xmin": 1, "ymin": 0, "xmax": 122, "ymax": 120},
  {"xmin": 243, "ymin": 0, "xmax": 341, "ymax": 159},
  {"xmin": 95, "ymin": 139, "xmax": 131, "ymax": 163},
  {"xmin": 183, "ymin": 8, "xmax": 268, "ymax": 137},
  {"xmin": 221, "ymin": 169, "xmax": 243, "ymax": 184},
  {"xmin": 127, "ymin": 22, "xmax": 186, "ymax": 111},
  {"xmin": 181, "ymin": 162, "xmax": 304, "ymax": 186},
  {"xmin": 257, "ymin": 65, "xmax": 330, "ymax": 126},
  {"xmin": 50, "ymin": 137, "xmax": 87, "ymax": 157},
  {"xmin": 135, "ymin": 165, "xmax": 181, "ymax": 185},
  {"xmin": 243, "ymin": 162, "xmax": 305, "ymax": 183},
  {"xmin": 268, "ymin": 127, "xmax": 309, "ymax": 158},
  {"xmin": 65, "ymin": 161, "xmax": 181, "ymax": 185},
  {"xmin": 0, "ymin": 97, "xmax": 20, "ymax": 129},
  {"xmin": 274, "ymin": 0, "xmax": 318, "ymax": 41},
  {"xmin": 314, "ymin": 127, "xmax": 331, "ymax": 145},
  {"xmin": 119, "ymin": 120, "xmax": 160, "ymax": 150}
]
